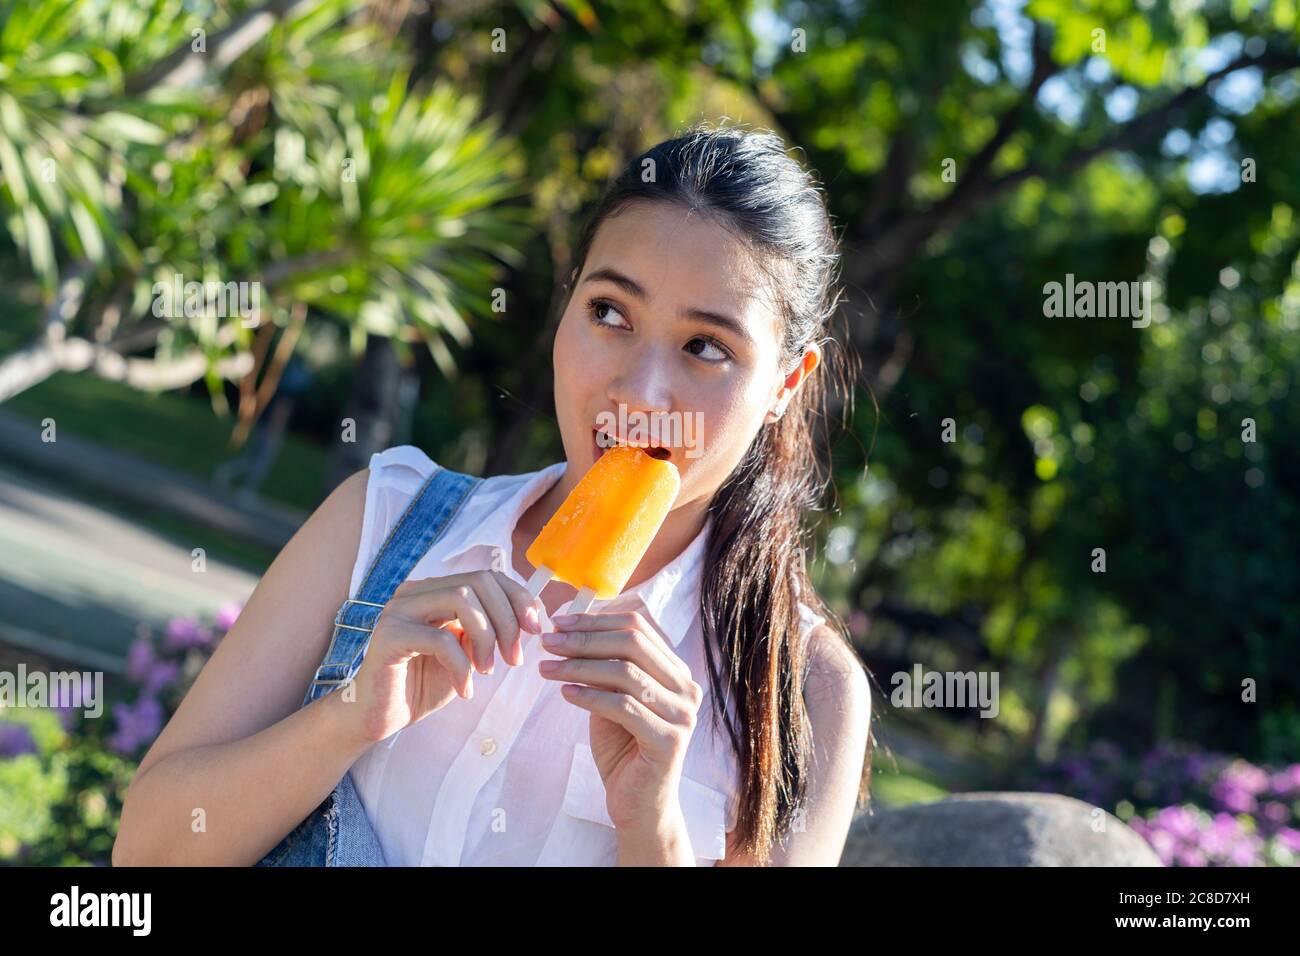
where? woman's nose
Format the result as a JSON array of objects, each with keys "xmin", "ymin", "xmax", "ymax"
[{"xmin": 606, "ymin": 353, "xmax": 675, "ymax": 418}]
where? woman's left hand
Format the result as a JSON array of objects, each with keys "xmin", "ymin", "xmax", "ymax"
[{"xmin": 538, "ymin": 609, "xmax": 703, "ymax": 856}]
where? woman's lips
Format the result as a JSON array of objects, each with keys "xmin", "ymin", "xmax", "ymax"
[{"xmin": 592, "ymin": 427, "xmax": 672, "ymax": 463}]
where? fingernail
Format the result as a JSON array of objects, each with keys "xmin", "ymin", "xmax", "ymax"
[
  {"xmin": 542, "ymin": 631, "xmax": 567, "ymax": 646},
  {"xmin": 553, "ymin": 614, "xmax": 578, "ymax": 626},
  {"xmin": 524, "ymin": 607, "xmax": 541, "ymax": 633}
]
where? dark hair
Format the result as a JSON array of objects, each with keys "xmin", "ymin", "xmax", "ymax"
[{"xmin": 558, "ymin": 122, "xmax": 871, "ymax": 863}]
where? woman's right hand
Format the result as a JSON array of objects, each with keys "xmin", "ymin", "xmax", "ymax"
[{"xmin": 346, "ymin": 570, "xmax": 544, "ymax": 744}]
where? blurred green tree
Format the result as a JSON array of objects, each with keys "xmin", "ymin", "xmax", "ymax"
[{"xmin": 2, "ymin": 0, "xmax": 1297, "ymax": 766}]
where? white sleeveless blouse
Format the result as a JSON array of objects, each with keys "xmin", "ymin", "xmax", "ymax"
[{"xmin": 346, "ymin": 446, "xmax": 828, "ymax": 866}]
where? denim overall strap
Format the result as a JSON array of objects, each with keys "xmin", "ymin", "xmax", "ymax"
[
  {"xmin": 255, "ymin": 461, "xmax": 482, "ymax": 866},
  {"xmin": 299, "ymin": 463, "xmax": 483, "ymax": 708}
]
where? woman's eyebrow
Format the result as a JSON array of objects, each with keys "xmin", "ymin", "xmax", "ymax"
[{"xmin": 582, "ymin": 266, "xmax": 756, "ymax": 347}]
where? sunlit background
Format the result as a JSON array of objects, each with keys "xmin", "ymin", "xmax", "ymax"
[{"xmin": 1, "ymin": 0, "xmax": 1297, "ymax": 866}]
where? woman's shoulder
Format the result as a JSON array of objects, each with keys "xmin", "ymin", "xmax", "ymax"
[
  {"xmin": 345, "ymin": 446, "xmax": 446, "ymax": 594},
  {"xmin": 364, "ymin": 445, "xmax": 550, "ymax": 494},
  {"xmin": 796, "ymin": 600, "xmax": 828, "ymax": 638},
  {"xmin": 365, "ymin": 444, "xmax": 440, "ymax": 494},
  {"xmin": 361, "ymin": 443, "xmax": 492, "ymax": 516},
  {"xmin": 796, "ymin": 599, "xmax": 870, "ymax": 711}
]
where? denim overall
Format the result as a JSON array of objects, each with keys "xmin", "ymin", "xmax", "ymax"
[{"xmin": 256, "ymin": 462, "xmax": 483, "ymax": 866}]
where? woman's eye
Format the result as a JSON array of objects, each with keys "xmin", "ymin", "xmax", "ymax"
[
  {"xmin": 685, "ymin": 336, "xmax": 731, "ymax": 364},
  {"xmin": 587, "ymin": 296, "xmax": 730, "ymax": 364},
  {"xmin": 586, "ymin": 297, "xmax": 628, "ymax": 329}
]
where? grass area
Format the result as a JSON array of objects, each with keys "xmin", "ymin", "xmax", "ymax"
[
  {"xmin": 13, "ymin": 449, "xmax": 278, "ymax": 573},
  {"xmin": 5, "ymin": 371, "xmax": 328, "ymax": 513},
  {"xmin": 871, "ymin": 751, "xmax": 952, "ymax": 807},
  {"xmin": 3, "ymin": 289, "xmax": 326, "ymax": 512},
  {"xmin": 862, "ymin": 706, "xmax": 1010, "ymax": 808},
  {"xmin": 2, "ymin": 293, "xmax": 301, "ymax": 573}
]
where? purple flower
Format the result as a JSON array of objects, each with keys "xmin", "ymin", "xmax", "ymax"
[
  {"xmin": 0, "ymin": 722, "xmax": 37, "ymax": 758},
  {"xmin": 1221, "ymin": 760, "xmax": 1270, "ymax": 794},
  {"xmin": 1132, "ymin": 803, "xmax": 1276, "ymax": 867},
  {"xmin": 1184, "ymin": 752, "xmax": 1213, "ymax": 783},
  {"xmin": 215, "ymin": 602, "xmax": 242, "ymax": 632},
  {"xmin": 1210, "ymin": 811, "xmax": 1241, "ymax": 832},
  {"xmin": 1147, "ymin": 828, "xmax": 1177, "ymax": 865},
  {"xmin": 143, "ymin": 661, "xmax": 181, "ymax": 695},
  {"xmin": 1228, "ymin": 837, "xmax": 1263, "ymax": 867},
  {"xmin": 1260, "ymin": 801, "xmax": 1291, "ymax": 827},
  {"xmin": 1037, "ymin": 740, "xmax": 1297, "ymax": 867},
  {"xmin": 1211, "ymin": 775, "xmax": 1257, "ymax": 814},
  {"xmin": 126, "ymin": 636, "xmax": 156, "ymax": 684},
  {"xmin": 1271, "ymin": 766, "xmax": 1300, "ymax": 798},
  {"xmin": 1154, "ymin": 805, "xmax": 1200, "ymax": 841},
  {"xmin": 1212, "ymin": 761, "xmax": 1279, "ymax": 819},
  {"xmin": 1268, "ymin": 772, "xmax": 1292, "ymax": 797},
  {"xmin": 1199, "ymin": 823, "xmax": 1227, "ymax": 857},
  {"xmin": 163, "ymin": 617, "xmax": 207, "ymax": 652},
  {"xmin": 107, "ymin": 697, "xmax": 164, "ymax": 754},
  {"xmin": 1275, "ymin": 828, "xmax": 1300, "ymax": 853}
]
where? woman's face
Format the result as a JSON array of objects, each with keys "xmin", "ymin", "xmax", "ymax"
[{"xmin": 552, "ymin": 200, "xmax": 818, "ymax": 511}]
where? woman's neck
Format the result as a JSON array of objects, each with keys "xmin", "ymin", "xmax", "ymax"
[{"xmin": 512, "ymin": 460, "xmax": 710, "ymax": 595}]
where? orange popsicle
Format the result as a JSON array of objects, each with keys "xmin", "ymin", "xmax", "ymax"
[{"xmin": 525, "ymin": 445, "xmax": 680, "ymax": 611}]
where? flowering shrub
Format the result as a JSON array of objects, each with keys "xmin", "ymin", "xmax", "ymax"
[
  {"xmin": 104, "ymin": 604, "xmax": 239, "ymax": 757},
  {"xmin": 0, "ymin": 603, "xmax": 239, "ymax": 864},
  {"xmin": 0, "ymin": 722, "xmax": 37, "ymax": 758},
  {"xmin": 1033, "ymin": 740, "xmax": 1300, "ymax": 867}
]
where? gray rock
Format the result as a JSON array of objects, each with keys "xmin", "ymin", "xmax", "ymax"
[{"xmin": 840, "ymin": 791, "xmax": 1162, "ymax": 866}]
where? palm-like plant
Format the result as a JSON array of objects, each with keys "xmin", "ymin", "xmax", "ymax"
[
  {"xmin": 263, "ymin": 68, "xmax": 533, "ymax": 375},
  {"xmin": 1, "ymin": 0, "xmax": 535, "ymax": 414},
  {"xmin": 0, "ymin": 0, "xmax": 192, "ymax": 289}
]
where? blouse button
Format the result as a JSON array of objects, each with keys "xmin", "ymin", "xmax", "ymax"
[{"xmin": 480, "ymin": 737, "xmax": 498, "ymax": 757}]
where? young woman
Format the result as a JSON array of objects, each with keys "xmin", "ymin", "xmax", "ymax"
[{"xmin": 113, "ymin": 123, "xmax": 873, "ymax": 867}]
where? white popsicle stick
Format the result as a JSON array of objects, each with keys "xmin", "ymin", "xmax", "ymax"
[
  {"xmin": 525, "ymin": 565, "xmax": 553, "ymax": 598},
  {"xmin": 568, "ymin": 587, "xmax": 597, "ymax": 614},
  {"xmin": 524, "ymin": 565, "xmax": 597, "ymax": 615}
]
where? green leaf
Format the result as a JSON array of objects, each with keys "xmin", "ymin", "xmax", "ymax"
[
  {"xmin": 91, "ymin": 111, "xmax": 166, "ymax": 145},
  {"xmin": 22, "ymin": 201, "xmax": 56, "ymax": 284}
]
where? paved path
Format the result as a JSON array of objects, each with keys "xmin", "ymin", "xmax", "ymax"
[
  {"xmin": 0, "ymin": 463, "xmax": 258, "ymax": 673},
  {"xmin": 0, "ymin": 408, "xmax": 305, "ymax": 551}
]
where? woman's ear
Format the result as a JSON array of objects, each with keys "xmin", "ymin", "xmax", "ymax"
[{"xmin": 765, "ymin": 343, "xmax": 821, "ymax": 424}]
